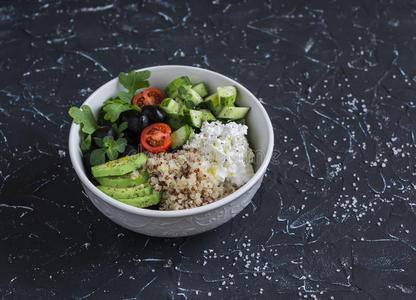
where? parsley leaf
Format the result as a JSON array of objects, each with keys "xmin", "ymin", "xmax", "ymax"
[
  {"xmin": 102, "ymin": 99, "xmax": 140, "ymax": 122},
  {"xmin": 68, "ymin": 105, "xmax": 97, "ymax": 134},
  {"xmin": 118, "ymin": 91, "xmax": 135, "ymax": 103},
  {"xmin": 118, "ymin": 70, "xmax": 151, "ymax": 103}
]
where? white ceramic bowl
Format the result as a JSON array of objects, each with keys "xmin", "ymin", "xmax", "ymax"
[{"xmin": 69, "ymin": 65, "xmax": 274, "ymax": 237}]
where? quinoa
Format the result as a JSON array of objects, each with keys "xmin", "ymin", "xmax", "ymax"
[{"xmin": 146, "ymin": 149, "xmax": 238, "ymax": 210}]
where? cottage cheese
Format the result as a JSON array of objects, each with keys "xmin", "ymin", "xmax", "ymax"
[{"xmin": 184, "ymin": 121, "xmax": 255, "ymax": 186}]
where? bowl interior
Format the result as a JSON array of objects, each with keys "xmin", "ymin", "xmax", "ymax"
[{"xmin": 69, "ymin": 65, "xmax": 273, "ymax": 215}]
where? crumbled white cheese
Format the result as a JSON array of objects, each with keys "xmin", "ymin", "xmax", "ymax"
[{"xmin": 185, "ymin": 121, "xmax": 255, "ymax": 186}]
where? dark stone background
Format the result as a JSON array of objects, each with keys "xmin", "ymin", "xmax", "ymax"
[{"xmin": 1, "ymin": 0, "xmax": 416, "ymax": 299}]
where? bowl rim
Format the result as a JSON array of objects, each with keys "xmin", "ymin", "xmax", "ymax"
[{"xmin": 69, "ymin": 65, "xmax": 274, "ymax": 218}]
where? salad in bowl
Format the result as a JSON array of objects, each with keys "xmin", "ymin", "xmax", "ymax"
[{"xmin": 69, "ymin": 69, "xmax": 255, "ymax": 211}]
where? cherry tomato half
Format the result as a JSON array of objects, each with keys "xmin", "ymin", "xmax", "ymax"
[
  {"xmin": 133, "ymin": 88, "xmax": 165, "ymax": 108},
  {"xmin": 140, "ymin": 123, "xmax": 172, "ymax": 153}
]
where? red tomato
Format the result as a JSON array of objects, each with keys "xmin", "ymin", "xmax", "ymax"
[
  {"xmin": 133, "ymin": 88, "xmax": 165, "ymax": 108},
  {"xmin": 140, "ymin": 123, "xmax": 172, "ymax": 153}
]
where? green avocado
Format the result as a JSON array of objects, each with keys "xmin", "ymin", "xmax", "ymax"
[
  {"xmin": 95, "ymin": 170, "xmax": 149, "ymax": 188},
  {"xmin": 91, "ymin": 153, "xmax": 147, "ymax": 178},
  {"xmin": 117, "ymin": 193, "xmax": 161, "ymax": 208},
  {"xmin": 97, "ymin": 184, "xmax": 152, "ymax": 199}
]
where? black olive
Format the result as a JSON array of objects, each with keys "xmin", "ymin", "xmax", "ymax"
[
  {"xmin": 120, "ymin": 110, "xmax": 141, "ymax": 134},
  {"xmin": 141, "ymin": 106, "xmax": 166, "ymax": 122},
  {"xmin": 138, "ymin": 113, "xmax": 150, "ymax": 133},
  {"xmin": 124, "ymin": 130, "xmax": 139, "ymax": 146},
  {"xmin": 120, "ymin": 144, "xmax": 138, "ymax": 157},
  {"xmin": 92, "ymin": 126, "xmax": 117, "ymax": 146}
]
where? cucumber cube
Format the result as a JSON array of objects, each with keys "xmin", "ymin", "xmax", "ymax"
[
  {"xmin": 160, "ymin": 98, "xmax": 180, "ymax": 115},
  {"xmin": 178, "ymin": 86, "xmax": 203, "ymax": 106},
  {"xmin": 167, "ymin": 114, "xmax": 186, "ymax": 131},
  {"xmin": 165, "ymin": 76, "xmax": 192, "ymax": 98},
  {"xmin": 217, "ymin": 86, "xmax": 237, "ymax": 107},
  {"xmin": 217, "ymin": 106, "xmax": 250, "ymax": 120},
  {"xmin": 184, "ymin": 109, "xmax": 203, "ymax": 128},
  {"xmin": 204, "ymin": 93, "xmax": 223, "ymax": 116},
  {"xmin": 199, "ymin": 109, "xmax": 216, "ymax": 122},
  {"xmin": 191, "ymin": 82, "xmax": 209, "ymax": 97},
  {"xmin": 171, "ymin": 124, "xmax": 192, "ymax": 149}
]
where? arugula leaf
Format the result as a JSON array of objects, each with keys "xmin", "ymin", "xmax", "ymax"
[
  {"xmin": 68, "ymin": 105, "xmax": 97, "ymax": 134},
  {"xmin": 90, "ymin": 148, "xmax": 106, "ymax": 166},
  {"xmin": 103, "ymin": 100, "xmax": 140, "ymax": 122},
  {"xmin": 117, "ymin": 70, "xmax": 151, "ymax": 103},
  {"xmin": 80, "ymin": 133, "xmax": 92, "ymax": 152}
]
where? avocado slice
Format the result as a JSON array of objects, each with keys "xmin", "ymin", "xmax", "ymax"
[
  {"xmin": 95, "ymin": 170, "xmax": 149, "ymax": 188},
  {"xmin": 117, "ymin": 193, "xmax": 161, "ymax": 208},
  {"xmin": 97, "ymin": 184, "xmax": 152, "ymax": 199},
  {"xmin": 91, "ymin": 153, "xmax": 147, "ymax": 178}
]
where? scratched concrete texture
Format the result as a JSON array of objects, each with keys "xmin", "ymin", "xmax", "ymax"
[{"xmin": 1, "ymin": 0, "xmax": 416, "ymax": 299}]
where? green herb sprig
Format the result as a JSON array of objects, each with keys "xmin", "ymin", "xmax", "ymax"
[
  {"xmin": 117, "ymin": 70, "xmax": 151, "ymax": 103},
  {"xmin": 102, "ymin": 98, "xmax": 140, "ymax": 122},
  {"xmin": 68, "ymin": 105, "xmax": 97, "ymax": 134},
  {"xmin": 90, "ymin": 136, "xmax": 127, "ymax": 165},
  {"xmin": 68, "ymin": 69, "xmax": 151, "ymax": 166}
]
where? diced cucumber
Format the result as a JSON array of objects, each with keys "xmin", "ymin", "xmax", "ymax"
[
  {"xmin": 184, "ymin": 109, "xmax": 203, "ymax": 128},
  {"xmin": 191, "ymin": 82, "xmax": 208, "ymax": 97},
  {"xmin": 167, "ymin": 114, "xmax": 185, "ymax": 131},
  {"xmin": 204, "ymin": 93, "xmax": 223, "ymax": 116},
  {"xmin": 171, "ymin": 124, "xmax": 192, "ymax": 149},
  {"xmin": 183, "ymin": 100, "xmax": 196, "ymax": 109},
  {"xmin": 179, "ymin": 103, "xmax": 188, "ymax": 116},
  {"xmin": 160, "ymin": 98, "xmax": 180, "ymax": 115},
  {"xmin": 217, "ymin": 86, "xmax": 237, "ymax": 107},
  {"xmin": 178, "ymin": 86, "xmax": 203, "ymax": 107},
  {"xmin": 217, "ymin": 106, "xmax": 250, "ymax": 120},
  {"xmin": 165, "ymin": 76, "xmax": 192, "ymax": 98},
  {"xmin": 174, "ymin": 98, "xmax": 186, "ymax": 111},
  {"xmin": 199, "ymin": 109, "xmax": 216, "ymax": 122}
]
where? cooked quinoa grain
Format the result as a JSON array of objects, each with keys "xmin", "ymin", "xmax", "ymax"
[{"xmin": 146, "ymin": 149, "xmax": 238, "ymax": 210}]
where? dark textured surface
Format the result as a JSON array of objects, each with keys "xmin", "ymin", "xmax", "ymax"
[{"xmin": 1, "ymin": 0, "xmax": 416, "ymax": 299}]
